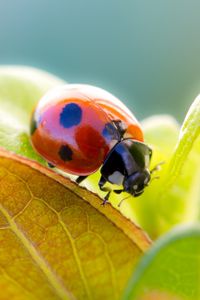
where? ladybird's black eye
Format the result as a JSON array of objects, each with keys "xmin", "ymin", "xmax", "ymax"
[
  {"xmin": 58, "ymin": 145, "xmax": 73, "ymax": 161},
  {"xmin": 60, "ymin": 103, "xmax": 82, "ymax": 128}
]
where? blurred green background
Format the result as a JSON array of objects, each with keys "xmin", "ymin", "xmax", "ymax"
[{"xmin": 0, "ymin": 0, "xmax": 200, "ymax": 121}]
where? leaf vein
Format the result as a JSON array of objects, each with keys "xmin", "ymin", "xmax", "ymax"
[{"xmin": 0, "ymin": 202, "xmax": 74, "ymax": 300}]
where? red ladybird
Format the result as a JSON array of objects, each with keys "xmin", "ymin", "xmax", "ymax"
[{"xmin": 30, "ymin": 84, "xmax": 152, "ymax": 204}]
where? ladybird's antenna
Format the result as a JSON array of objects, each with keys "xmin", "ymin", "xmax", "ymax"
[
  {"xmin": 150, "ymin": 161, "xmax": 165, "ymax": 174},
  {"xmin": 151, "ymin": 176, "xmax": 160, "ymax": 182}
]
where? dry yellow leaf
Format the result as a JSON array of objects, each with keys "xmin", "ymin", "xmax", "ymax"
[{"xmin": 0, "ymin": 149, "xmax": 150, "ymax": 300}]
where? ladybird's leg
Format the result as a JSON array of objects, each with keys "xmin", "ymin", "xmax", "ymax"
[
  {"xmin": 102, "ymin": 189, "xmax": 125, "ymax": 205},
  {"xmin": 98, "ymin": 175, "xmax": 112, "ymax": 205},
  {"xmin": 117, "ymin": 194, "xmax": 131, "ymax": 207},
  {"xmin": 101, "ymin": 191, "xmax": 112, "ymax": 205},
  {"xmin": 47, "ymin": 162, "xmax": 55, "ymax": 168},
  {"xmin": 76, "ymin": 175, "xmax": 88, "ymax": 184}
]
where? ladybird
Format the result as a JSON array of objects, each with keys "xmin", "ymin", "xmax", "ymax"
[{"xmin": 30, "ymin": 84, "xmax": 152, "ymax": 204}]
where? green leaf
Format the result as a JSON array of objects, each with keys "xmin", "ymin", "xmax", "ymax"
[
  {"xmin": 122, "ymin": 224, "xmax": 200, "ymax": 300},
  {"xmin": 155, "ymin": 95, "xmax": 200, "ymax": 234},
  {"xmin": 123, "ymin": 96, "xmax": 200, "ymax": 239},
  {"xmin": 0, "ymin": 66, "xmax": 65, "ymax": 162}
]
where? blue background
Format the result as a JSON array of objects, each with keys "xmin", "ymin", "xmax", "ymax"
[{"xmin": 1, "ymin": 0, "xmax": 200, "ymax": 121}]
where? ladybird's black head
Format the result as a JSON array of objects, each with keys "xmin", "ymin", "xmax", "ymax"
[
  {"xmin": 123, "ymin": 169, "xmax": 151, "ymax": 197},
  {"xmin": 100, "ymin": 139, "xmax": 152, "ymax": 198}
]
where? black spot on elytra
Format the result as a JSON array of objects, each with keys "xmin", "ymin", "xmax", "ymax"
[
  {"xmin": 30, "ymin": 115, "xmax": 37, "ymax": 135},
  {"xmin": 60, "ymin": 103, "xmax": 82, "ymax": 128},
  {"xmin": 102, "ymin": 122, "xmax": 120, "ymax": 141},
  {"xmin": 58, "ymin": 145, "xmax": 73, "ymax": 161}
]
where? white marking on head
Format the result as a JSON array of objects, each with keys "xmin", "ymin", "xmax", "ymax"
[
  {"xmin": 133, "ymin": 184, "xmax": 138, "ymax": 190},
  {"xmin": 108, "ymin": 171, "xmax": 124, "ymax": 185}
]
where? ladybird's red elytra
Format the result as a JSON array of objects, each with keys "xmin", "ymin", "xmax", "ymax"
[{"xmin": 30, "ymin": 84, "xmax": 152, "ymax": 203}]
